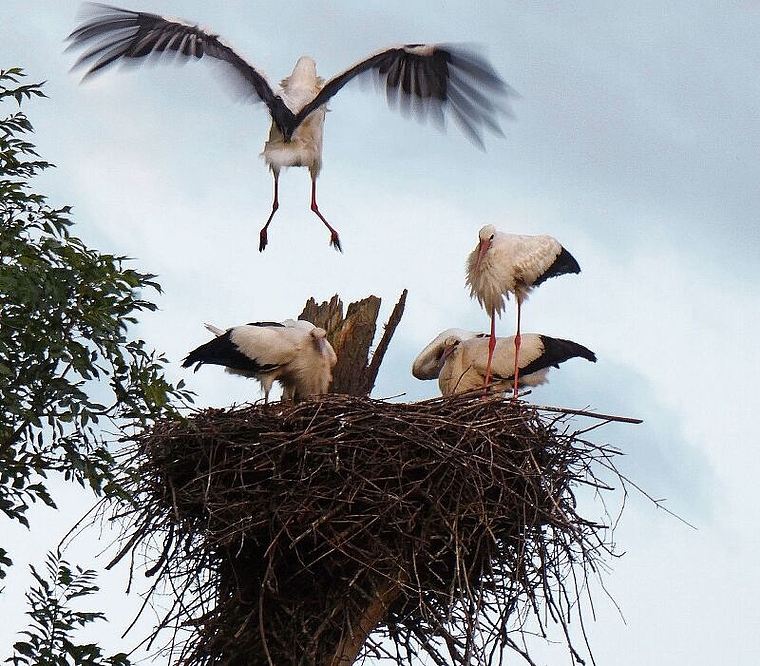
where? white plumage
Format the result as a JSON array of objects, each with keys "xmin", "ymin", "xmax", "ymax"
[
  {"xmin": 465, "ymin": 224, "xmax": 581, "ymax": 397},
  {"xmin": 68, "ymin": 4, "xmax": 515, "ymax": 252},
  {"xmin": 182, "ymin": 319, "xmax": 337, "ymax": 403},
  {"xmin": 411, "ymin": 328, "xmax": 487, "ymax": 380},
  {"xmin": 436, "ymin": 333, "xmax": 596, "ymax": 398}
]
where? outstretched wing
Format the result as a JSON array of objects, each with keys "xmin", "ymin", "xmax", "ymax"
[
  {"xmin": 67, "ymin": 3, "xmax": 296, "ymax": 132},
  {"xmin": 296, "ymin": 44, "xmax": 516, "ymax": 149}
]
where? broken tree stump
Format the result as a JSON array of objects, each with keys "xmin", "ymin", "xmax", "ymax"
[{"xmin": 299, "ymin": 290, "xmax": 407, "ymax": 396}]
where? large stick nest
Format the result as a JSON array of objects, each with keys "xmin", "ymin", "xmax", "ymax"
[{"xmin": 113, "ymin": 394, "xmax": 622, "ymax": 666}]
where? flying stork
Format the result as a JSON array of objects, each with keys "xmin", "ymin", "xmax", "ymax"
[
  {"xmin": 435, "ymin": 333, "xmax": 596, "ymax": 398},
  {"xmin": 182, "ymin": 319, "xmax": 337, "ymax": 403},
  {"xmin": 466, "ymin": 224, "xmax": 581, "ymax": 398},
  {"xmin": 67, "ymin": 4, "xmax": 515, "ymax": 251}
]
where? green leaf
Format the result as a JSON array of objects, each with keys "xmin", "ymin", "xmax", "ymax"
[
  {"xmin": 8, "ymin": 551, "xmax": 132, "ymax": 665},
  {"xmin": 1, "ymin": 68, "xmax": 193, "ymax": 579}
]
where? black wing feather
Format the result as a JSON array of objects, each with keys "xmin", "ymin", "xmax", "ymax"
[
  {"xmin": 67, "ymin": 3, "xmax": 296, "ymax": 133},
  {"xmin": 533, "ymin": 246, "xmax": 582, "ymax": 287},
  {"xmin": 296, "ymin": 44, "xmax": 515, "ymax": 148},
  {"xmin": 68, "ymin": 7, "xmax": 515, "ymax": 146},
  {"xmin": 181, "ymin": 330, "xmax": 278, "ymax": 374},
  {"xmin": 519, "ymin": 336, "xmax": 597, "ymax": 378},
  {"xmin": 245, "ymin": 321, "xmax": 284, "ymax": 328}
]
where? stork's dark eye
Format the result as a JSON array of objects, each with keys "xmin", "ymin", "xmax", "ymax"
[{"xmin": 489, "ymin": 234, "xmax": 495, "ymax": 241}]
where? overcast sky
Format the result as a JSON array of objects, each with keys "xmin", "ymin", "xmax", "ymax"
[{"xmin": 3, "ymin": 1, "xmax": 760, "ymax": 664}]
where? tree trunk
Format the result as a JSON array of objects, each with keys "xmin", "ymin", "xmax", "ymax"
[
  {"xmin": 299, "ymin": 290, "xmax": 407, "ymax": 397},
  {"xmin": 329, "ymin": 579, "xmax": 404, "ymax": 666}
]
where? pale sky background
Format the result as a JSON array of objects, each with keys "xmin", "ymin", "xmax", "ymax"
[{"xmin": 2, "ymin": 1, "xmax": 759, "ymax": 664}]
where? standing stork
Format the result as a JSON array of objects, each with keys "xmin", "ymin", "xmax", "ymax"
[
  {"xmin": 466, "ymin": 224, "xmax": 581, "ymax": 398},
  {"xmin": 411, "ymin": 328, "xmax": 487, "ymax": 380},
  {"xmin": 67, "ymin": 4, "xmax": 515, "ymax": 251},
  {"xmin": 182, "ymin": 319, "xmax": 337, "ymax": 403},
  {"xmin": 436, "ymin": 333, "xmax": 596, "ymax": 398}
]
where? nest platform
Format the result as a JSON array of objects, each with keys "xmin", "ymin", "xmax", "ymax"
[{"xmin": 114, "ymin": 393, "xmax": 622, "ymax": 666}]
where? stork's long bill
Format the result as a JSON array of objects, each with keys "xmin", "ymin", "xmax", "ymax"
[
  {"xmin": 439, "ymin": 339, "xmax": 458, "ymax": 370},
  {"xmin": 474, "ymin": 235, "xmax": 493, "ymax": 273}
]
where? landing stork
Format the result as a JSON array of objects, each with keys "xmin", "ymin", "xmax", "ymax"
[{"xmin": 68, "ymin": 4, "xmax": 515, "ymax": 251}]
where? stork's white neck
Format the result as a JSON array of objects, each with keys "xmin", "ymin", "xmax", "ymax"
[{"xmin": 289, "ymin": 56, "xmax": 318, "ymax": 85}]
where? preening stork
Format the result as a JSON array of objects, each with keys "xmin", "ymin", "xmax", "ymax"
[
  {"xmin": 182, "ymin": 319, "xmax": 337, "ymax": 403},
  {"xmin": 436, "ymin": 333, "xmax": 596, "ymax": 398},
  {"xmin": 411, "ymin": 328, "xmax": 487, "ymax": 380},
  {"xmin": 466, "ymin": 224, "xmax": 581, "ymax": 398},
  {"xmin": 67, "ymin": 4, "xmax": 515, "ymax": 252}
]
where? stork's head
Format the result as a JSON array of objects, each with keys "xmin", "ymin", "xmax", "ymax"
[
  {"xmin": 309, "ymin": 327, "xmax": 327, "ymax": 343},
  {"xmin": 439, "ymin": 336, "xmax": 461, "ymax": 369},
  {"xmin": 474, "ymin": 224, "xmax": 496, "ymax": 272},
  {"xmin": 310, "ymin": 328, "xmax": 337, "ymax": 366}
]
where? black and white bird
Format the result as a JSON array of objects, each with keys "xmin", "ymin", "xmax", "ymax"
[
  {"xmin": 435, "ymin": 333, "xmax": 596, "ymax": 398},
  {"xmin": 67, "ymin": 4, "xmax": 515, "ymax": 252},
  {"xmin": 466, "ymin": 224, "xmax": 581, "ymax": 398},
  {"xmin": 411, "ymin": 328, "xmax": 487, "ymax": 380},
  {"xmin": 182, "ymin": 319, "xmax": 337, "ymax": 403}
]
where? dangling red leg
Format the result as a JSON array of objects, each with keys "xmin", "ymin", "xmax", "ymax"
[
  {"xmin": 483, "ymin": 308, "xmax": 497, "ymax": 395},
  {"xmin": 310, "ymin": 176, "xmax": 342, "ymax": 252},
  {"xmin": 512, "ymin": 299, "xmax": 522, "ymax": 400},
  {"xmin": 259, "ymin": 171, "xmax": 279, "ymax": 252}
]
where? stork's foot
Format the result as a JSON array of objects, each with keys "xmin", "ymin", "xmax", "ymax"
[
  {"xmin": 329, "ymin": 230, "xmax": 342, "ymax": 253},
  {"xmin": 259, "ymin": 227, "xmax": 269, "ymax": 252}
]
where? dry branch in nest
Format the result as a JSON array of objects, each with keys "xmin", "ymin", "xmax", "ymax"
[{"xmin": 111, "ymin": 393, "xmax": 625, "ymax": 666}]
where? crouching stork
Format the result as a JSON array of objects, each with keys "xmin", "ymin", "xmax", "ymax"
[
  {"xmin": 434, "ymin": 333, "xmax": 596, "ymax": 398},
  {"xmin": 182, "ymin": 319, "xmax": 337, "ymax": 402}
]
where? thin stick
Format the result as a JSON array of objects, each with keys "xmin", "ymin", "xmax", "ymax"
[
  {"xmin": 532, "ymin": 404, "xmax": 643, "ymax": 424},
  {"xmin": 364, "ymin": 289, "xmax": 407, "ymax": 394}
]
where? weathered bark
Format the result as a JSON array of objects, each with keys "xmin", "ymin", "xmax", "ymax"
[{"xmin": 299, "ymin": 290, "xmax": 407, "ymax": 396}]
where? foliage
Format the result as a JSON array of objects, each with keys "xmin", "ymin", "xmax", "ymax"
[
  {"xmin": 0, "ymin": 67, "xmax": 193, "ymax": 578},
  {"xmin": 6, "ymin": 550, "xmax": 130, "ymax": 666}
]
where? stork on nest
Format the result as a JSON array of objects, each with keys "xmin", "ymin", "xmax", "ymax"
[{"xmin": 108, "ymin": 391, "xmax": 633, "ymax": 666}]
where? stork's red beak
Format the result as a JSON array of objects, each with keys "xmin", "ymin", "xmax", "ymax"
[
  {"xmin": 439, "ymin": 343, "xmax": 458, "ymax": 368},
  {"xmin": 474, "ymin": 238, "xmax": 491, "ymax": 272}
]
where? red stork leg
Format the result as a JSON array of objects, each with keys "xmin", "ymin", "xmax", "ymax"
[
  {"xmin": 310, "ymin": 175, "xmax": 342, "ymax": 252},
  {"xmin": 483, "ymin": 308, "xmax": 497, "ymax": 395},
  {"xmin": 259, "ymin": 170, "xmax": 280, "ymax": 252},
  {"xmin": 512, "ymin": 298, "xmax": 522, "ymax": 400}
]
